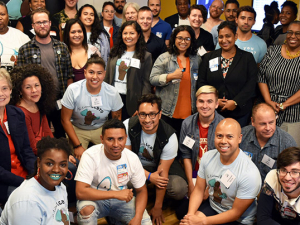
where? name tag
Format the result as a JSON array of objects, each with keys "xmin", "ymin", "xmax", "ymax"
[
  {"xmin": 4, "ymin": 121, "xmax": 10, "ymax": 134},
  {"xmin": 50, "ymin": 31, "xmax": 57, "ymax": 36},
  {"xmin": 261, "ymin": 154, "xmax": 275, "ymax": 168},
  {"xmin": 220, "ymin": 169, "xmax": 236, "ymax": 188},
  {"xmin": 56, "ymin": 99, "xmax": 62, "ymax": 110},
  {"xmin": 117, "ymin": 164, "xmax": 128, "ymax": 183},
  {"xmin": 30, "ymin": 28, "xmax": 36, "ymax": 35},
  {"xmin": 183, "ymin": 136, "xmax": 195, "ymax": 149},
  {"xmin": 130, "ymin": 58, "xmax": 140, "ymax": 69},
  {"xmin": 91, "ymin": 96, "xmax": 102, "ymax": 107},
  {"xmin": 198, "ymin": 46, "xmax": 207, "ymax": 56},
  {"xmin": 209, "ymin": 57, "xmax": 219, "ymax": 72}
]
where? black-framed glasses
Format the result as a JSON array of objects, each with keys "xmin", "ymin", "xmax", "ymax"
[
  {"xmin": 277, "ymin": 169, "xmax": 300, "ymax": 178},
  {"xmin": 33, "ymin": 20, "xmax": 50, "ymax": 26},
  {"xmin": 176, "ymin": 36, "xmax": 191, "ymax": 42},
  {"xmin": 104, "ymin": 10, "xmax": 116, "ymax": 14},
  {"xmin": 286, "ymin": 31, "xmax": 300, "ymax": 39},
  {"xmin": 138, "ymin": 112, "xmax": 160, "ymax": 119}
]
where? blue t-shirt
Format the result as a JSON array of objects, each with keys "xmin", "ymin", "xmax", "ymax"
[
  {"xmin": 151, "ymin": 18, "xmax": 172, "ymax": 41},
  {"xmin": 216, "ymin": 34, "xmax": 267, "ymax": 63}
]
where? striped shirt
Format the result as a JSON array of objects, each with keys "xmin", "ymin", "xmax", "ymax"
[{"xmin": 258, "ymin": 45, "xmax": 300, "ymax": 126}]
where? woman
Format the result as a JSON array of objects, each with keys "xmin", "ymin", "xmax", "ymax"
[
  {"xmin": 61, "ymin": 54, "xmax": 123, "ymax": 160},
  {"xmin": 105, "ymin": 21, "xmax": 152, "ymax": 120},
  {"xmin": 64, "ymin": 18, "xmax": 101, "ymax": 82},
  {"xmin": 78, "ymin": 4, "xmax": 110, "ymax": 65},
  {"xmin": 0, "ymin": 136, "xmax": 71, "ymax": 224},
  {"xmin": 272, "ymin": 1, "xmax": 297, "ymax": 45},
  {"xmin": 122, "ymin": 2, "xmax": 139, "ymax": 23},
  {"xmin": 100, "ymin": 1, "xmax": 120, "ymax": 49},
  {"xmin": 258, "ymin": 21, "xmax": 300, "ymax": 146},
  {"xmin": 150, "ymin": 25, "xmax": 201, "ymax": 135},
  {"xmin": 257, "ymin": 1, "xmax": 280, "ymax": 47},
  {"xmin": 188, "ymin": 4, "xmax": 214, "ymax": 55},
  {"xmin": 16, "ymin": 0, "xmax": 60, "ymax": 40},
  {"xmin": 197, "ymin": 21, "xmax": 257, "ymax": 127},
  {"xmin": 0, "ymin": 68, "xmax": 35, "ymax": 204}
]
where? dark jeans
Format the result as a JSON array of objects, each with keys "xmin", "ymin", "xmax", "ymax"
[
  {"xmin": 120, "ymin": 94, "xmax": 130, "ymax": 121},
  {"xmin": 47, "ymin": 109, "xmax": 66, "ymax": 138}
]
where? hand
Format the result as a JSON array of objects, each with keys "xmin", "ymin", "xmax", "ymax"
[
  {"xmin": 180, "ymin": 213, "xmax": 206, "ymax": 225},
  {"xmin": 69, "ymin": 155, "xmax": 77, "ymax": 166},
  {"xmin": 188, "ymin": 182, "xmax": 195, "ymax": 198},
  {"xmin": 267, "ymin": 101, "xmax": 280, "ymax": 113},
  {"xmin": 276, "ymin": 102, "xmax": 286, "ymax": 111},
  {"xmin": 149, "ymin": 206, "xmax": 164, "ymax": 225},
  {"xmin": 170, "ymin": 68, "xmax": 184, "ymax": 80},
  {"xmin": 129, "ymin": 216, "xmax": 142, "ymax": 225},
  {"xmin": 218, "ymin": 97, "xmax": 227, "ymax": 108},
  {"xmin": 149, "ymin": 169, "xmax": 169, "ymax": 188},
  {"xmin": 115, "ymin": 189, "xmax": 133, "ymax": 202},
  {"xmin": 221, "ymin": 100, "xmax": 237, "ymax": 111},
  {"xmin": 74, "ymin": 146, "xmax": 85, "ymax": 160}
]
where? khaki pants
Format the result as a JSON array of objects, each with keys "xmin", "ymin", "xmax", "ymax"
[
  {"xmin": 281, "ymin": 122, "xmax": 300, "ymax": 147},
  {"xmin": 73, "ymin": 126, "xmax": 103, "ymax": 149}
]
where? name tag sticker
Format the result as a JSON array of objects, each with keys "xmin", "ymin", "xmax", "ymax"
[
  {"xmin": 117, "ymin": 164, "xmax": 128, "ymax": 183},
  {"xmin": 198, "ymin": 46, "xmax": 207, "ymax": 56},
  {"xmin": 220, "ymin": 169, "xmax": 236, "ymax": 188},
  {"xmin": 91, "ymin": 96, "xmax": 102, "ymax": 107},
  {"xmin": 4, "ymin": 121, "xmax": 10, "ymax": 134},
  {"xmin": 261, "ymin": 154, "xmax": 275, "ymax": 168},
  {"xmin": 183, "ymin": 136, "xmax": 195, "ymax": 149},
  {"xmin": 30, "ymin": 28, "xmax": 36, "ymax": 35},
  {"xmin": 56, "ymin": 99, "xmax": 62, "ymax": 110},
  {"xmin": 130, "ymin": 58, "xmax": 140, "ymax": 69},
  {"xmin": 209, "ymin": 57, "xmax": 219, "ymax": 72},
  {"xmin": 50, "ymin": 31, "xmax": 57, "ymax": 36}
]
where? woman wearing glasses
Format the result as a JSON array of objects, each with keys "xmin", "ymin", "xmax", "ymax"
[
  {"xmin": 150, "ymin": 25, "xmax": 201, "ymax": 135},
  {"xmin": 258, "ymin": 21, "xmax": 300, "ymax": 146},
  {"xmin": 197, "ymin": 21, "xmax": 257, "ymax": 127}
]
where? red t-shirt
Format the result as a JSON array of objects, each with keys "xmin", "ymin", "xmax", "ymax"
[{"xmin": 194, "ymin": 119, "xmax": 209, "ymax": 172}]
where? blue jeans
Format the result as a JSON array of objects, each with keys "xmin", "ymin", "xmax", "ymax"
[{"xmin": 77, "ymin": 197, "xmax": 151, "ymax": 225}]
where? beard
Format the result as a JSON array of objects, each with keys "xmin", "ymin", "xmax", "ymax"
[
  {"xmin": 116, "ymin": 6, "xmax": 123, "ymax": 14},
  {"xmin": 35, "ymin": 28, "xmax": 50, "ymax": 38}
]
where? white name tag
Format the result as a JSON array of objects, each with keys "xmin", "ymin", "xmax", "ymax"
[
  {"xmin": 4, "ymin": 121, "xmax": 10, "ymax": 134},
  {"xmin": 209, "ymin": 57, "xmax": 219, "ymax": 72},
  {"xmin": 220, "ymin": 169, "xmax": 236, "ymax": 188},
  {"xmin": 183, "ymin": 136, "xmax": 195, "ymax": 149},
  {"xmin": 261, "ymin": 154, "xmax": 275, "ymax": 168},
  {"xmin": 130, "ymin": 58, "xmax": 140, "ymax": 69},
  {"xmin": 198, "ymin": 46, "xmax": 207, "ymax": 56},
  {"xmin": 30, "ymin": 28, "xmax": 36, "ymax": 35},
  {"xmin": 91, "ymin": 96, "xmax": 102, "ymax": 107},
  {"xmin": 56, "ymin": 99, "xmax": 62, "ymax": 110}
]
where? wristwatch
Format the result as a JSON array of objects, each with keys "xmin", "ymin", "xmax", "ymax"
[
  {"xmin": 74, "ymin": 143, "xmax": 82, "ymax": 149},
  {"xmin": 279, "ymin": 103, "xmax": 285, "ymax": 110}
]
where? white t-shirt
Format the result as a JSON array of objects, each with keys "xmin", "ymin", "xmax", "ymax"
[
  {"xmin": 61, "ymin": 80, "xmax": 123, "ymax": 130},
  {"xmin": 114, "ymin": 51, "xmax": 134, "ymax": 95},
  {"xmin": 0, "ymin": 27, "xmax": 30, "ymax": 66},
  {"xmin": 0, "ymin": 178, "xmax": 69, "ymax": 225},
  {"xmin": 123, "ymin": 119, "xmax": 178, "ymax": 167},
  {"xmin": 198, "ymin": 149, "xmax": 262, "ymax": 224},
  {"xmin": 75, "ymin": 144, "xmax": 146, "ymax": 191}
]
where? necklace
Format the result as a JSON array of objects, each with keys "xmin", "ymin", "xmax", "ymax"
[{"xmin": 286, "ymin": 46, "xmax": 300, "ymax": 59}]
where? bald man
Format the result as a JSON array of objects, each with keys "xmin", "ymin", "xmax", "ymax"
[
  {"xmin": 240, "ymin": 103, "xmax": 296, "ymax": 182},
  {"xmin": 180, "ymin": 118, "xmax": 261, "ymax": 225},
  {"xmin": 201, "ymin": 0, "xmax": 224, "ymax": 32}
]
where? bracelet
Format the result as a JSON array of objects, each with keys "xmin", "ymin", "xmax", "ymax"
[
  {"xmin": 73, "ymin": 143, "xmax": 82, "ymax": 149},
  {"xmin": 147, "ymin": 172, "xmax": 151, "ymax": 181}
]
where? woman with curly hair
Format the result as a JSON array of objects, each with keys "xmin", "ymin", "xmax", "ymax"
[
  {"xmin": 10, "ymin": 64, "xmax": 56, "ymax": 155},
  {"xmin": 104, "ymin": 21, "xmax": 152, "ymax": 120},
  {"xmin": 150, "ymin": 25, "xmax": 201, "ymax": 135},
  {"xmin": 78, "ymin": 4, "xmax": 110, "ymax": 65}
]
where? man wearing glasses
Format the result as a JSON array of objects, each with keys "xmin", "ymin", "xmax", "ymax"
[
  {"xmin": 257, "ymin": 147, "xmax": 300, "ymax": 224},
  {"xmin": 124, "ymin": 94, "xmax": 187, "ymax": 225}
]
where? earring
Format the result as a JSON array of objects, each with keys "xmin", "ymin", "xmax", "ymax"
[
  {"xmin": 65, "ymin": 170, "xmax": 73, "ymax": 181},
  {"xmin": 19, "ymin": 93, "xmax": 22, "ymax": 98}
]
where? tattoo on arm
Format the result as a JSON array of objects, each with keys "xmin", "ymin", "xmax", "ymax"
[{"xmin": 112, "ymin": 109, "xmax": 122, "ymax": 120}]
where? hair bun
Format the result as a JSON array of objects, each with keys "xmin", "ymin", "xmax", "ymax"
[{"xmin": 270, "ymin": 1, "xmax": 279, "ymax": 9}]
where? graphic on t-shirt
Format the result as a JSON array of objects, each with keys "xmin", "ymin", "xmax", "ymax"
[
  {"xmin": 55, "ymin": 208, "xmax": 69, "ymax": 224},
  {"xmin": 118, "ymin": 61, "xmax": 129, "ymax": 80},
  {"xmin": 97, "ymin": 176, "xmax": 112, "ymax": 190},
  {"xmin": 139, "ymin": 146, "xmax": 153, "ymax": 161},
  {"xmin": 208, "ymin": 179, "xmax": 227, "ymax": 204},
  {"xmin": 80, "ymin": 109, "xmax": 100, "ymax": 125}
]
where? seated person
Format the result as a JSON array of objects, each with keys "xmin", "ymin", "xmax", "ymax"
[
  {"xmin": 180, "ymin": 118, "xmax": 261, "ymax": 225},
  {"xmin": 240, "ymin": 103, "xmax": 297, "ymax": 182},
  {"xmin": 0, "ymin": 136, "xmax": 72, "ymax": 224},
  {"xmin": 75, "ymin": 119, "xmax": 151, "ymax": 225},
  {"xmin": 257, "ymin": 147, "xmax": 300, "ymax": 225},
  {"xmin": 124, "ymin": 94, "xmax": 187, "ymax": 225}
]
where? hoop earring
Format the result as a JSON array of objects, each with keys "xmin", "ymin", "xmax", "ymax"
[{"xmin": 65, "ymin": 169, "xmax": 73, "ymax": 181}]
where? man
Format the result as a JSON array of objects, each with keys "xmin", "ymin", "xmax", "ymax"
[
  {"xmin": 137, "ymin": 6, "xmax": 166, "ymax": 64},
  {"xmin": 257, "ymin": 147, "xmax": 300, "ymax": 224},
  {"xmin": 124, "ymin": 94, "xmax": 187, "ymax": 225},
  {"xmin": 211, "ymin": 0, "xmax": 239, "ymax": 45},
  {"xmin": 201, "ymin": 0, "xmax": 224, "ymax": 33},
  {"xmin": 181, "ymin": 118, "xmax": 261, "ymax": 225},
  {"xmin": 0, "ymin": 2, "xmax": 30, "ymax": 69},
  {"xmin": 114, "ymin": 0, "xmax": 126, "ymax": 27},
  {"xmin": 17, "ymin": 8, "xmax": 73, "ymax": 138},
  {"xmin": 148, "ymin": 0, "xmax": 172, "ymax": 46},
  {"xmin": 75, "ymin": 119, "xmax": 151, "ymax": 224},
  {"xmin": 240, "ymin": 103, "xmax": 296, "ymax": 183},
  {"xmin": 180, "ymin": 86, "xmax": 224, "ymax": 198},
  {"xmin": 164, "ymin": 0, "xmax": 190, "ymax": 30}
]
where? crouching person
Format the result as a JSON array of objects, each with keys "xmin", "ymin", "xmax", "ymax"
[{"xmin": 75, "ymin": 119, "xmax": 151, "ymax": 225}]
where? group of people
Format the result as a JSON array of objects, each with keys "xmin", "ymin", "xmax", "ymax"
[{"xmin": 0, "ymin": 0, "xmax": 300, "ymax": 224}]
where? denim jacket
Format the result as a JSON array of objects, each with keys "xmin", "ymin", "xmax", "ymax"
[{"xmin": 150, "ymin": 52, "xmax": 201, "ymax": 117}]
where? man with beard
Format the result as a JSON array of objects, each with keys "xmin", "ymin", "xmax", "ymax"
[
  {"xmin": 257, "ymin": 147, "xmax": 300, "ymax": 224},
  {"xmin": 148, "ymin": 0, "xmax": 172, "ymax": 46},
  {"xmin": 137, "ymin": 6, "xmax": 165, "ymax": 63},
  {"xmin": 114, "ymin": 0, "xmax": 126, "ymax": 27},
  {"xmin": 17, "ymin": 8, "xmax": 73, "ymax": 138},
  {"xmin": 201, "ymin": 0, "xmax": 224, "ymax": 33},
  {"xmin": 124, "ymin": 94, "xmax": 187, "ymax": 225},
  {"xmin": 210, "ymin": 0, "xmax": 239, "ymax": 46},
  {"xmin": 165, "ymin": 0, "xmax": 190, "ymax": 30}
]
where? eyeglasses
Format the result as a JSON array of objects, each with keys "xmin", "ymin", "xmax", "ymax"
[
  {"xmin": 286, "ymin": 31, "xmax": 300, "ymax": 39},
  {"xmin": 176, "ymin": 36, "xmax": 191, "ymax": 42},
  {"xmin": 138, "ymin": 112, "xmax": 160, "ymax": 119},
  {"xmin": 104, "ymin": 10, "xmax": 116, "ymax": 14},
  {"xmin": 33, "ymin": 20, "xmax": 50, "ymax": 26},
  {"xmin": 277, "ymin": 169, "xmax": 300, "ymax": 178},
  {"xmin": 225, "ymin": 9, "xmax": 238, "ymax": 13}
]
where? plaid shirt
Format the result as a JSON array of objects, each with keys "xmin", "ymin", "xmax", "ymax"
[{"xmin": 17, "ymin": 37, "xmax": 73, "ymax": 98}]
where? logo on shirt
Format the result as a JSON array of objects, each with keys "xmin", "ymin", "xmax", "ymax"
[
  {"xmin": 55, "ymin": 208, "xmax": 69, "ymax": 224},
  {"xmin": 80, "ymin": 109, "xmax": 100, "ymax": 125},
  {"xmin": 208, "ymin": 179, "xmax": 227, "ymax": 204}
]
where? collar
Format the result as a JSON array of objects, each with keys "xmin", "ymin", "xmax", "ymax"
[{"xmin": 249, "ymin": 126, "xmax": 278, "ymax": 148}]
